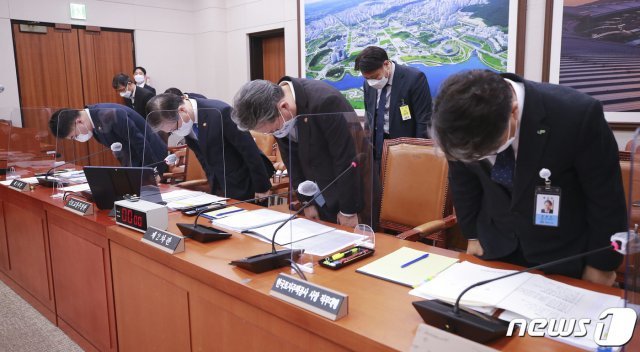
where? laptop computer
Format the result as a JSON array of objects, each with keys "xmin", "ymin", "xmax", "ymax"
[{"xmin": 83, "ymin": 166, "xmax": 163, "ymax": 210}]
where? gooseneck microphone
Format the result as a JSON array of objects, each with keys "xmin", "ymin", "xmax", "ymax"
[
  {"xmin": 176, "ymin": 192, "xmax": 289, "ymax": 242},
  {"xmin": 142, "ymin": 153, "xmax": 178, "ymax": 168},
  {"xmin": 230, "ymin": 155, "xmax": 362, "ymax": 273},
  {"xmin": 37, "ymin": 142, "xmax": 122, "ymax": 187},
  {"xmin": 412, "ymin": 232, "xmax": 635, "ymax": 343}
]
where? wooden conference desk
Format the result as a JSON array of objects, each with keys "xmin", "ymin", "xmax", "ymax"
[{"xmin": 0, "ymin": 184, "xmax": 637, "ymax": 352}]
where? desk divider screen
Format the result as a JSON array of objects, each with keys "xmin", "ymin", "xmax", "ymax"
[
  {"xmin": 627, "ymin": 128, "xmax": 640, "ymax": 313},
  {"xmin": 287, "ymin": 111, "xmax": 374, "ymax": 270}
]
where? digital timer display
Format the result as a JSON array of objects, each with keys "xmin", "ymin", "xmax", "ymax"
[{"xmin": 115, "ymin": 204, "xmax": 148, "ymax": 231}]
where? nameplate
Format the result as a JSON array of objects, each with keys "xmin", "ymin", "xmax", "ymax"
[
  {"xmin": 141, "ymin": 226, "xmax": 185, "ymax": 254},
  {"xmin": 8, "ymin": 179, "xmax": 29, "ymax": 192},
  {"xmin": 64, "ymin": 197, "xmax": 94, "ymax": 216},
  {"xmin": 269, "ymin": 273, "xmax": 348, "ymax": 321}
]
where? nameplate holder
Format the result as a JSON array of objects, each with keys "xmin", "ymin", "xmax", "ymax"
[
  {"xmin": 141, "ymin": 226, "xmax": 185, "ymax": 254},
  {"xmin": 8, "ymin": 179, "xmax": 29, "ymax": 192},
  {"xmin": 64, "ymin": 197, "xmax": 94, "ymax": 216},
  {"xmin": 269, "ymin": 273, "xmax": 348, "ymax": 321}
]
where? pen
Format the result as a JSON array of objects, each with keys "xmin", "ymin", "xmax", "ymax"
[
  {"xmin": 330, "ymin": 247, "xmax": 358, "ymax": 261},
  {"xmin": 400, "ymin": 253, "xmax": 429, "ymax": 268},
  {"xmin": 214, "ymin": 208, "xmax": 245, "ymax": 218}
]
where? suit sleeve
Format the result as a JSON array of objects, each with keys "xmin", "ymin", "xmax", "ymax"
[
  {"xmin": 574, "ymin": 100, "xmax": 625, "ymax": 271},
  {"xmin": 320, "ymin": 95, "xmax": 360, "ymax": 214},
  {"xmin": 448, "ymin": 160, "xmax": 484, "ymax": 239},
  {"xmin": 121, "ymin": 110, "xmax": 167, "ymax": 173},
  {"xmin": 220, "ymin": 106, "xmax": 272, "ymax": 193},
  {"xmin": 409, "ymin": 71, "xmax": 432, "ymax": 138}
]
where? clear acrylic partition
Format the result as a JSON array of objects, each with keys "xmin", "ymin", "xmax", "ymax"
[
  {"xmin": 286, "ymin": 112, "xmax": 375, "ymax": 272},
  {"xmin": 0, "ymin": 110, "xmax": 11, "ymax": 182},
  {"xmin": 143, "ymin": 108, "xmax": 233, "ymax": 207},
  {"xmin": 627, "ymin": 129, "xmax": 640, "ymax": 313},
  {"xmin": 6, "ymin": 108, "xmax": 58, "ymax": 187}
]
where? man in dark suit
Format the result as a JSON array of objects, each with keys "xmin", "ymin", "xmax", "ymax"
[
  {"xmin": 355, "ymin": 46, "xmax": 432, "ymax": 159},
  {"xmin": 431, "ymin": 69, "xmax": 626, "ymax": 286},
  {"xmin": 231, "ymin": 78, "xmax": 363, "ymax": 227},
  {"xmin": 146, "ymin": 93, "xmax": 273, "ymax": 200},
  {"xmin": 48, "ymin": 104, "xmax": 168, "ymax": 172},
  {"xmin": 112, "ymin": 73, "xmax": 155, "ymax": 119},
  {"xmin": 134, "ymin": 66, "xmax": 156, "ymax": 95}
]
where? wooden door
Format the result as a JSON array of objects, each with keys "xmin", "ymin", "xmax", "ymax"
[{"xmin": 262, "ymin": 35, "xmax": 285, "ymax": 83}]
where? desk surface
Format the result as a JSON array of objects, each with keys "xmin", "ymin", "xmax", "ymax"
[{"xmin": 106, "ymin": 201, "xmax": 632, "ymax": 352}]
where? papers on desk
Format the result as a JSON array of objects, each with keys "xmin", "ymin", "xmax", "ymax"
[
  {"xmin": 162, "ymin": 190, "xmax": 227, "ymax": 210},
  {"xmin": 409, "ymin": 261, "xmax": 624, "ymax": 350},
  {"xmin": 210, "ymin": 209, "xmax": 365, "ymax": 254}
]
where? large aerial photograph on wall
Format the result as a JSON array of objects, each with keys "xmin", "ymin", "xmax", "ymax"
[
  {"xmin": 560, "ymin": 0, "xmax": 640, "ymax": 112},
  {"xmin": 303, "ymin": 0, "xmax": 512, "ymax": 109}
]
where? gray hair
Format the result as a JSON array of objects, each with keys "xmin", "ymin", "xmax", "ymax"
[
  {"xmin": 145, "ymin": 93, "xmax": 183, "ymax": 132},
  {"xmin": 231, "ymin": 80, "xmax": 283, "ymax": 131}
]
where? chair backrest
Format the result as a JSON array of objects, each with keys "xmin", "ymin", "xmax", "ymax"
[
  {"xmin": 379, "ymin": 138, "xmax": 451, "ymax": 232},
  {"xmin": 185, "ymin": 147, "xmax": 207, "ymax": 181},
  {"xmin": 250, "ymin": 131, "xmax": 278, "ymax": 162}
]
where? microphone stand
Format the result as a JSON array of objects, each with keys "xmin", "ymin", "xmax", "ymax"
[
  {"xmin": 230, "ymin": 160, "xmax": 358, "ymax": 274},
  {"xmin": 412, "ymin": 244, "xmax": 617, "ymax": 343}
]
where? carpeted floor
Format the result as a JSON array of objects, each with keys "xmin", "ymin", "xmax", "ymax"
[{"xmin": 0, "ymin": 280, "xmax": 84, "ymax": 352}]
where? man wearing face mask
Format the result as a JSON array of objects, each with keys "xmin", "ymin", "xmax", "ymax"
[
  {"xmin": 48, "ymin": 103, "xmax": 168, "ymax": 172},
  {"xmin": 431, "ymin": 69, "xmax": 626, "ymax": 286},
  {"xmin": 112, "ymin": 73, "xmax": 155, "ymax": 119},
  {"xmin": 231, "ymin": 78, "xmax": 363, "ymax": 227},
  {"xmin": 355, "ymin": 46, "xmax": 432, "ymax": 160},
  {"xmin": 146, "ymin": 94, "xmax": 274, "ymax": 200},
  {"xmin": 133, "ymin": 66, "xmax": 156, "ymax": 95}
]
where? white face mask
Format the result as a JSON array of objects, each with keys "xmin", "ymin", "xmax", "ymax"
[
  {"xmin": 272, "ymin": 110, "xmax": 296, "ymax": 138},
  {"xmin": 74, "ymin": 124, "xmax": 93, "ymax": 143},
  {"xmin": 134, "ymin": 74, "xmax": 145, "ymax": 85},
  {"xmin": 173, "ymin": 111, "xmax": 194, "ymax": 137},
  {"xmin": 367, "ymin": 76, "xmax": 388, "ymax": 90},
  {"xmin": 120, "ymin": 89, "xmax": 132, "ymax": 99}
]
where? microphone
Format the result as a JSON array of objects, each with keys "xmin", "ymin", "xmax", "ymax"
[
  {"xmin": 37, "ymin": 143, "xmax": 122, "ymax": 188},
  {"xmin": 230, "ymin": 155, "xmax": 361, "ymax": 273},
  {"xmin": 412, "ymin": 231, "xmax": 638, "ymax": 343},
  {"xmin": 142, "ymin": 153, "xmax": 178, "ymax": 168},
  {"xmin": 176, "ymin": 192, "xmax": 289, "ymax": 242}
]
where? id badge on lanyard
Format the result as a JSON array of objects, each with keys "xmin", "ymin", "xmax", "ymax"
[{"xmin": 534, "ymin": 168, "xmax": 561, "ymax": 227}]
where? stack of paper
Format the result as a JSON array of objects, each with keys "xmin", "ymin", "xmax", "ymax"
[
  {"xmin": 356, "ymin": 247, "xmax": 458, "ymax": 287},
  {"xmin": 211, "ymin": 208, "xmax": 291, "ymax": 232},
  {"xmin": 244, "ymin": 217, "xmax": 335, "ymax": 245},
  {"xmin": 287, "ymin": 230, "xmax": 365, "ymax": 256},
  {"xmin": 409, "ymin": 261, "xmax": 624, "ymax": 350},
  {"xmin": 162, "ymin": 190, "xmax": 227, "ymax": 210}
]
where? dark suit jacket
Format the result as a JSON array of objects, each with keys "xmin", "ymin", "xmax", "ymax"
[
  {"xmin": 87, "ymin": 103, "xmax": 168, "ymax": 173},
  {"xmin": 123, "ymin": 85, "xmax": 155, "ymax": 119},
  {"xmin": 277, "ymin": 77, "xmax": 363, "ymax": 220},
  {"xmin": 364, "ymin": 63, "xmax": 432, "ymax": 158},
  {"xmin": 184, "ymin": 99, "xmax": 272, "ymax": 200},
  {"xmin": 138, "ymin": 84, "xmax": 156, "ymax": 95},
  {"xmin": 448, "ymin": 73, "xmax": 626, "ymax": 277},
  {"xmin": 185, "ymin": 92, "xmax": 207, "ymax": 99}
]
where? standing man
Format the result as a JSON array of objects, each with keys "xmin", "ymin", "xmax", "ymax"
[
  {"xmin": 146, "ymin": 93, "xmax": 274, "ymax": 200},
  {"xmin": 49, "ymin": 104, "xmax": 168, "ymax": 172},
  {"xmin": 112, "ymin": 73, "xmax": 155, "ymax": 119},
  {"xmin": 355, "ymin": 46, "xmax": 432, "ymax": 159},
  {"xmin": 231, "ymin": 78, "xmax": 362, "ymax": 227},
  {"xmin": 133, "ymin": 66, "xmax": 156, "ymax": 95},
  {"xmin": 430, "ymin": 69, "xmax": 626, "ymax": 286}
]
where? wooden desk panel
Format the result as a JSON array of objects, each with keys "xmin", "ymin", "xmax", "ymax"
[
  {"xmin": 0, "ymin": 198, "xmax": 9, "ymax": 272},
  {"xmin": 106, "ymin": 210, "xmax": 628, "ymax": 352}
]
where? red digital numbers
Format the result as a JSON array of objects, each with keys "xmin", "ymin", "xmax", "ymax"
[{"xmin": 120, "ymin": 208, "xmax": 143, "ymax": 228}]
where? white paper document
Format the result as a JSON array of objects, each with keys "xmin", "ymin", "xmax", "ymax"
[
  {"xmin": 287, "ymin": 230, "xmax": 364, "ymax": 256},
  {"xmin": 410, "ymin": 261, "xmax": 625, "ymax": 350},
  {"xmin": 211, "ymin": 208, "xmax": 291, "ymax": 232},
  {"xmin": 163, "ymin": 190, "xmax": 227, "ymax": 209},
  {"xmin": 244, "ymin": 218, "xmax": 335, "ymax": 245},
  {"xmin": 1, "ymin": 177, "xmax": 40, "ymax": 185}
]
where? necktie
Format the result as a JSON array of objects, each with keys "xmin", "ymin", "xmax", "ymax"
[
  {"xmin": 491, "ymin": 145, "xmax": 515, "ymax": 190},
  {"xmin": 192, "ymin": 124, "xmax": 199, "ymax": 137},
  {"xmin": 375, "ymin": 85, "xmax": 388, "ymax": 160}
]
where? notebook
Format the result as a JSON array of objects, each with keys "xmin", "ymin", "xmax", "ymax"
[{"xmin": 356, "ymin": 247, "xmax": 458, "ymax": 288}]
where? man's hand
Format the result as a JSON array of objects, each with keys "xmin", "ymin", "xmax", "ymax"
[
  {"xmin": 337, "ymin": 213, "xmax": 359, "ymax": 227},
  {"xmin": 582, "ymin": 265, "xmax": 616, "ymax": 286},
  {"xmin": 303, "ymin": 205, "xmax": 320, "ymax": 220},
  {"xmin": 466, "ymin": 239, "xmax": 484, "ymax": 256}
]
